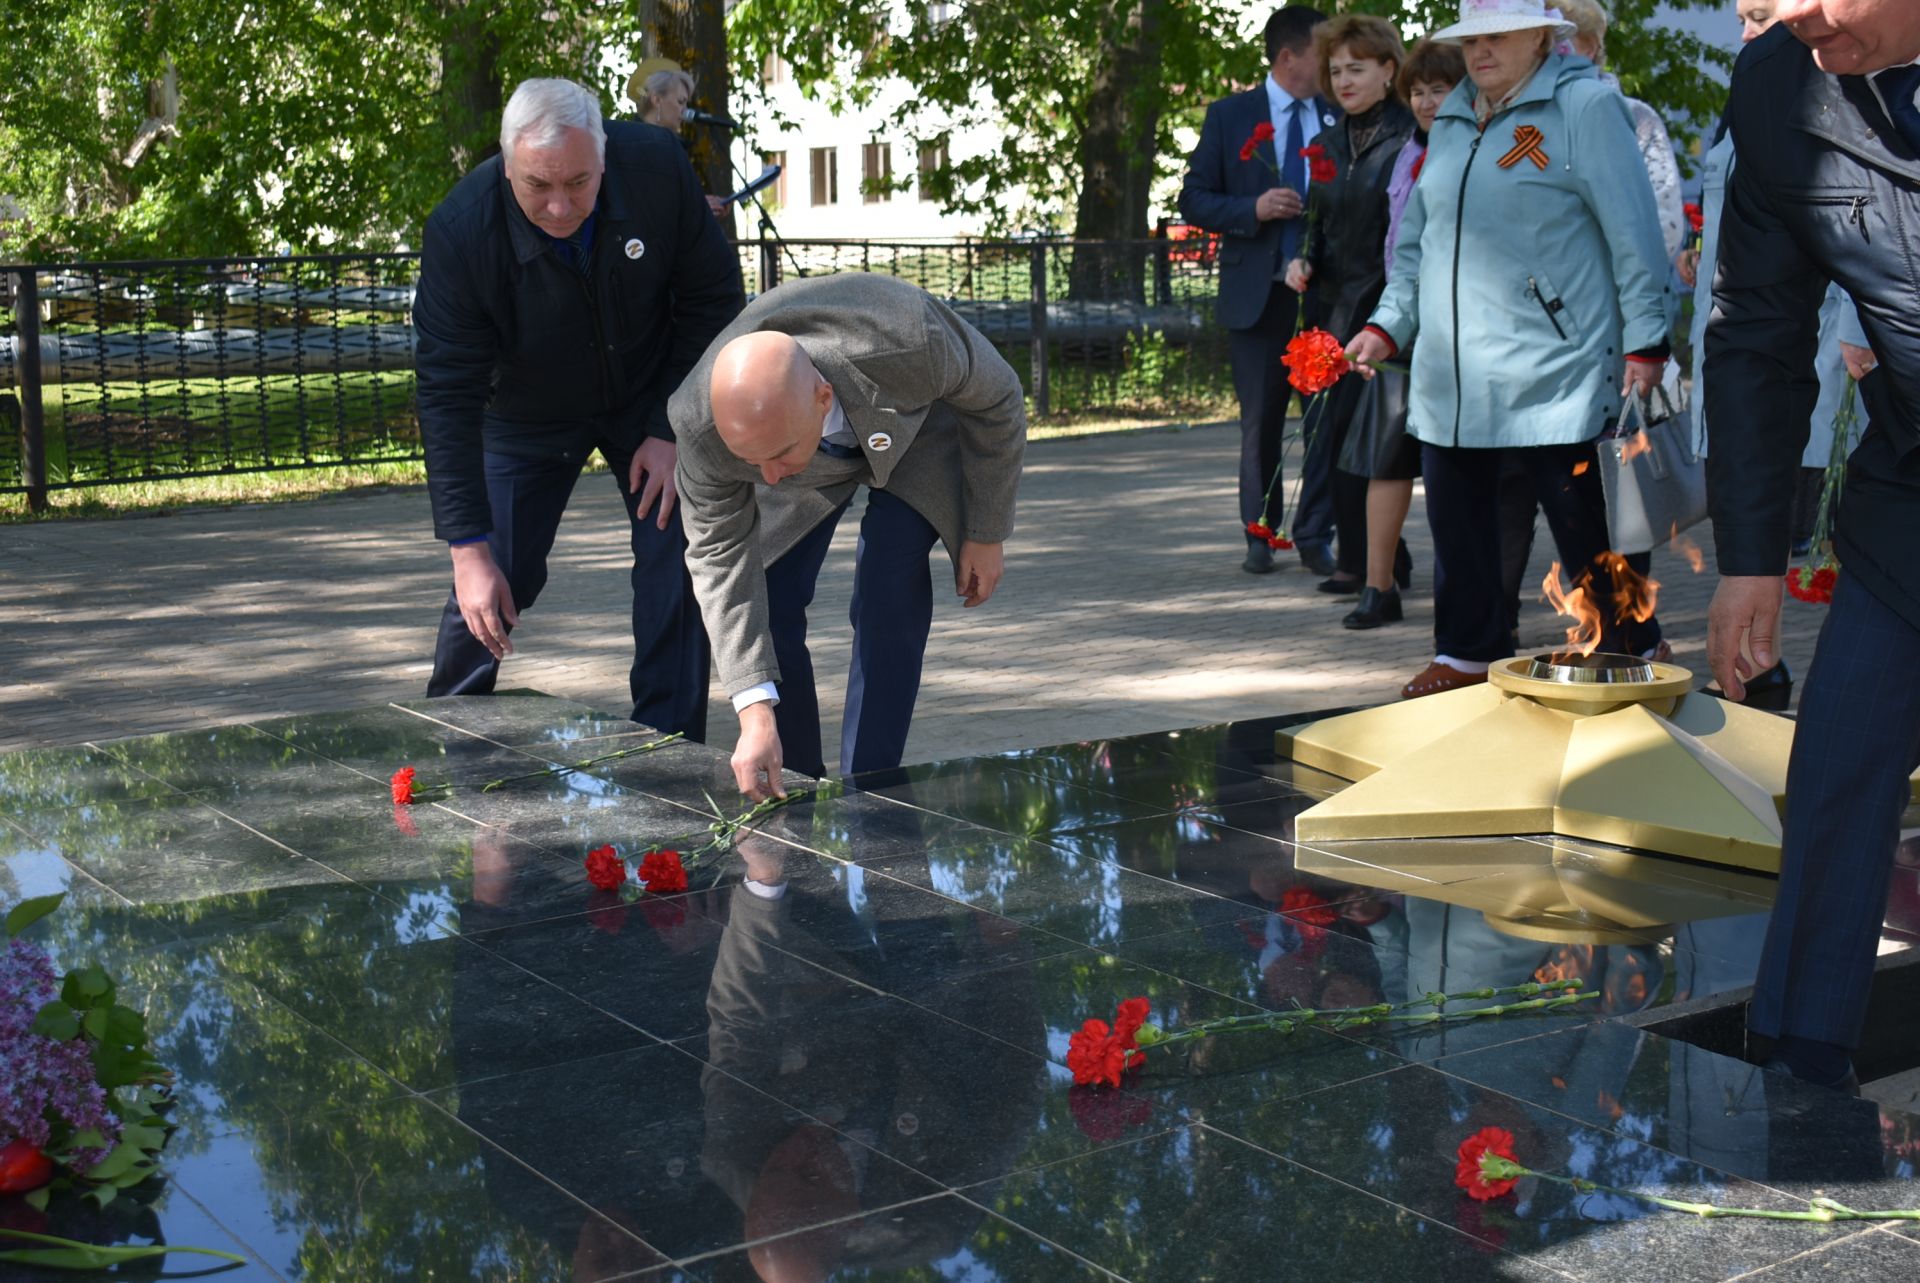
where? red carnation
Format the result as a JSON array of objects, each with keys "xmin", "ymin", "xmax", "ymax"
[
  {"xmin": 1247, "ymin": 520, "xmax": 1274, "ymax": 540},
  {"xmin": 1282, "ymin": 327, "xmax": 1351, "ymax": 395},
  {"xmin": 1786, "ymin": 564, "xmax": 1837, "ymax": 604},
  {"xmin": 584, "ymin": 844, "xmax": 626, "ymax": 891},
  {"xmin": 1302, "ymin": 143, "xmax": 1336, "ymax": 185},
  {"xmin": 1684, "ymin": 201, "xmax": 1704, "ymax": 234},
  {"xmin": 1454, "ymin": 1127, "xmax": 1522, "ymax": 1202},
  {"xmin": 1268, "ymin": 533, "xmax": 1294, "ymax": 551},
  {"xmin": 1281, "ymin": 885, "xmax": 1338, "ymax": 926},
  {"xmin": 390, "ymin": 765, "xmax": 419, "ymax": 805},
  {"xmin": 638, "ymin": 848, "xmax": 689, "ymax": 894},
  {"xmin": 1239, "ymin": 120, "xmax": 1277, "ymax": 162},
  {"xmin": 0, "ymin": 1139, "xmax": 54, "ymax": 1195},
  {"xmin": 1114, "ymin": 996, "xmax": 1151, "ymax": 1045},
  {"xmin": 1066, "ymin": 1018, "xmax": 1131, "ymax": 1089}
]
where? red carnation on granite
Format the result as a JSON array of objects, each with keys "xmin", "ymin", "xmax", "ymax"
[
  {"xmin": 1455, "ymin": 1127, "xmax": 1522, "ymax": 1202},
  {"xmin": 638, "ymin": 849, "xmax": 689, "ymax": 894},
  {"xmin": 584, "ymin": 844, "xmax": 626, "ymax": 892},
  {"xmin": 1282, "ymin": 327, "xmax": 1351, "ymax": 395},
  {"xmin": 1115, "ymin": 996, "xmax": 1152, "ymax": 1043},
  {"xmin": 1302, "ymin": 142, "xmax": 1336, "ymax": 185},
  {"xmin": 1239, "ymin": 120, "xmax": 1276, "ymax": 162},
  {"xmin": 1066, "ymin": 1019, "xmax": 1131, "ymax": 1089},
  {"xmin": 0, "ymin": 1139, "xmax": 55, "ymax": 1195},
  {"xmin": 1281, "ymin": 885, "xmax": 1339, "ymax": 927},
  {"xmin": 390, "ymin": 766, "xmax": 419, "ymax": 805}
]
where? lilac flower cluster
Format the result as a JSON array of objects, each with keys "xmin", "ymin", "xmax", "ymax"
[{"xmin": 1, "ymin": 937, "xmax": 119, "ymax": 1173}]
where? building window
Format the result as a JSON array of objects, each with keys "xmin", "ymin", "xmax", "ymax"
[
  {"xmin": 861, "ymin": 142, "xmax": 892, "ymax": 204},
  {"xmin": 917, "ymin": 141, "xmax": 948, "ymax": 203},
  {"xmin": 764, "ymin": 150, "xmax": 787, "ymax": 209},
  {"xmin": 810, "ymin": 147, "xmax": 838, "ymax": 206},
  {"xmin": 762, "ymin": 52, "xmax": 789, "ymax": 85}
]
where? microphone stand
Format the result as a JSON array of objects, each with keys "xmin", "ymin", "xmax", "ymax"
[{"xmin": 691, "ymin": 116, "xmax": 806, "ymax": 288}]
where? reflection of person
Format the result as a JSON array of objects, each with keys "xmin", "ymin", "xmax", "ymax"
[
  {"xmin": 633, "ymin": 63, "xmax": 731, "ymax": 221},
  {"xmin": 1178, "ymin": 6, "xmax": 1340, "ymax": 578},
  {"xmin": 1704, "ymin": 0, "xmax": 1920, "ymax": 1094},
  {"xmin": 1281, "ymin": 15, "xmax": 1414, "ymax": 614},
  {"xmin": 1346, "ymin": 0, "xmax": 1671, "ymax": 698},
  {"xmin": 415, "ymin": 77, "xmax": 743, "ymax": 737},
  {"xmin": 669, "ymin": 273, "xmax": 1027, "ymax": 794}
]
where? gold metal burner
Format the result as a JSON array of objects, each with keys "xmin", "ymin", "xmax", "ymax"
[{"xmin": 1275, "ymin": 656, "xmax": 1920, "ymax": 873}]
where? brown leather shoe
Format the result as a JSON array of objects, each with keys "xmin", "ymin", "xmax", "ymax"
[{"xmin": 1400, "ymin": 661, "xmax": 1489, "ymax": 700}]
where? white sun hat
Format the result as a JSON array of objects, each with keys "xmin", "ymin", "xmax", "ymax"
[{"xmin": 1431, "ymin": 0, "xmax": 1577, "ymax": 42}]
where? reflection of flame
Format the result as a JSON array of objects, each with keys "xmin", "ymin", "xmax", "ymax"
[
  {"xmin": 1540, "ymin": 562, "xmax": 1605, "ymax": 655},
  {"xmin": 1533, "ymin": 945, "xmax": 1594, "ymax": 986},
  {"xmin": 1571, "ymin": 460, "xmax": 1590, "ymax": 476},
  {"xmin": 1540, "ymin": 556, "xmax": 1660, "ymax": 654},
  {"xmin": 1618, "ymin": 432, "xmax": 1653, "ymax": 464},
  {"xmin": 1596, "ymin": 1089, "xmax": 1627, "ymax": 1122},
  {"xmin": 1669, "ymin": 522, "xmax": 1705, "ymax": 574}
]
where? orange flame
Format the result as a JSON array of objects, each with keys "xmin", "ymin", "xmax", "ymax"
[
  {"xmin": 1668, "ymin": 522, "xmax": 1705, "ymax": 574},
  {"xmin": 1571, "ymin": 460, "xmax": 1590, "ymax": 476},
  {"xmin": 1533, "ymin": 945, "xmax": 1595, "ymax": 986},
  {"xmin": 1541, "ymin": 556, "xmax": 1660, "ymax": 655}
]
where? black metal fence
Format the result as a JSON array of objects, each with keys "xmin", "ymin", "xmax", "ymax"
[{"xmin": 2, "ymin": 234, "xmax": 1232, "ymax": 507}]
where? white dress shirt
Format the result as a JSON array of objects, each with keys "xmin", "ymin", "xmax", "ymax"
[
  {"xmin": 1264, "ymin": 74, "xmax": 1326, "ymax": 195},
  {"xmin": 731, "ymin": 396, "xmax": 856, "ymax": 712}
]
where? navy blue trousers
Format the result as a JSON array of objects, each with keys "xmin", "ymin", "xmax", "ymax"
[
  {"xmin": 1749, "ymin": 569, "xmax": 1920, "ymax": 1049},
  {"xmin": 426, "ymin": 444, "xmax": 710, "ymax": 740},
  {"xmin": 763, "ymin": 487, "xmax": 939, "ymax": 778},
  {"xmin": 1228, "ymin": 280, "xmax": 1333, "ymax": 550}
]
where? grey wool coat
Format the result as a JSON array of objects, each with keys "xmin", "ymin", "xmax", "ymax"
[{"xmin": 670, "ymin": 272, "xmax": 1028, "ymax": 695}]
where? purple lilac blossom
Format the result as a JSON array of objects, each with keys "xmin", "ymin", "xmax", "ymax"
[{"xmin": 0, "ymin": 937, "xmax": 119, "ymax": 1172}]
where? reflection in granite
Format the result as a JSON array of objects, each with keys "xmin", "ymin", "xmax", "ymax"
[{"xmin": 3, "ymin": 692, "xmax": 1915, "ymax": 1282}]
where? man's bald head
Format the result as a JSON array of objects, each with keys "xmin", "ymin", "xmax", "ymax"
[{"xmin": 711, "ymin": 331, "xmax": 834, "ymax": 485}]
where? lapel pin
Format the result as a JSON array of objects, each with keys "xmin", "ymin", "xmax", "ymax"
[
  {"xmin": 866, "ymin": 431, "xmax": 893, "ymax": 452},
  {"xmin": 624, "ymin": 238, "xmax": 645, "ymax": 259}
]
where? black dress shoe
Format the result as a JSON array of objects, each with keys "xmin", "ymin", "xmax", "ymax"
[
  {"xmin": 1317, "ymin": 575, "xmax": 1363, "ymax": 597},
  {"xmin": 1393, "ymin": 539, "xmax": 1412, "ymax": 591},
  {"xmin": 1704, "ymin": 660, "xmax": 1792, "ymax": 712},
  {"xmin": 1242, "ymin": 541, "xmax": 1274, "ymax": 575},
  {"xmin": 1298, "ymin": 543, "xmax": 1336, "ymax": 577},
  {"xmin": 1343, "ymin": 586, "xmax": 1403, "ymax": 630},
  {"xmin": 1758, "ymin": 1057, "xmax": 1860, "ymax": 1099}
]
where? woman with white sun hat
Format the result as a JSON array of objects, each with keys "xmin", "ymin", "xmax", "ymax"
[{"xmin": 1344, "ymin": 0, "xmax": 1673, "ymax": 699}]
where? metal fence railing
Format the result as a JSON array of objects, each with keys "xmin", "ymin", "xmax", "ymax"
[{"xmin": 2, "ymin": 233, "xmax": 1232, "ymax": 507}]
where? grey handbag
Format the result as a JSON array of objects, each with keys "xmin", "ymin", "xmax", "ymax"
[{"xmin": 1598, "ymin": 386, "xmax": 1708, "ymax": 556}]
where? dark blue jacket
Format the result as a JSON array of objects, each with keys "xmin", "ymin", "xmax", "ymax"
[
  {"xmin": 1177, "ymin": 85, "xmax": 1339, "ymax": 331},
  {"xmin": 414, "ymin": 120, "xmax": 744, "ymax": 542},
  {"xmin": 1705, "ymin": 27, "xmax": 1920, "ymax": 628}
]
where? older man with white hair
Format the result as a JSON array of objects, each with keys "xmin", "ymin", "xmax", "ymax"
[
  {"xmin": 669, "ymin": 273, "xmax": 1027, "ymax": 797},
  {"xmin": 414, "ymin": 76, "xmax": 742, "ymax": 737}
]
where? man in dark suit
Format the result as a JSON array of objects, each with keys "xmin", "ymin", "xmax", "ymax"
[
  {"xmin": 1179, "ymin": 5, "xmax": 1338, "ymax": 577},
  {"xmin": 414, "ymin": 77, "xmax": 743, "ymax": 739},
  {"xmin": 1704, "ymin": 0, "xmax": 1920, "ymax": 1092}
]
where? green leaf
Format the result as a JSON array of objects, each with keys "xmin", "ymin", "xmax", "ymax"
[
  {"xmin": 31, "ymin": 1001, "xmax": 80, "ymax": 1041},
  {"xmin": 81, "ymin": 1005, "xmax": 108, "ymax": 1041},
  {"xmin": 3, "ymin": 892, "xmax": 64, "ymax": 938}
]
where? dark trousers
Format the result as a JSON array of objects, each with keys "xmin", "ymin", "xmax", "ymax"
[
  {"xmin": 426, "ymin": 444, "xmax": 710, "ymax": 739},
  {"xmin": 1422, "ymin": 439, "xmax": 1659, "ymax": 661},
  {"xmin": 1228, "ymin": 280, "xmax": 1332, "ymax": 549},
  {"xmin": 1319, "ymin": 374, "xmax": 1373, "ymax": 579},
  {"xmin": 764, "ymin": 487, "xmax": 940, "ymax": 778},
  {"xmin": 1749, "ymin": 570, "xmax": 1920, "ymax": 1049}
]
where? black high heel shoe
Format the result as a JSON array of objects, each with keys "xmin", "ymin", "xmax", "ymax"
[
  {"xmin": 1343, "ymin": 586, "xmax": 1403, "ymax": 630},
  {"xmin": 1393, "ymin": 539, "xmax": 1412, "ymax": 591},
  {"xmin": 1704, "ymin": 659, "xmax": 1793, "ymax": 712}
]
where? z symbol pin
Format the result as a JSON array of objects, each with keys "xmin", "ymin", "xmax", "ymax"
[
  {"xmin": 624, "ymin": 238, "xmax": 645, "ymax": 259},
  {"xmin": 867, "ymin": 431, "xmax": 893, "ymax": 452}
]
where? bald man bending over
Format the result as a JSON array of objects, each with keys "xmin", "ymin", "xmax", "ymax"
[{"xmin": 670, "ymin": 273, "xmax": 1028, "ymax": 797}]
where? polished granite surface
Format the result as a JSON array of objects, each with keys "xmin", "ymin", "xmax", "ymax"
[{"xmin": 5, "ymin": 693, "xmax": 1920, "ymax": 1281}]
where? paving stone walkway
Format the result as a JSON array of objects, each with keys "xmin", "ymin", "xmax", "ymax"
[{"xmin": 0, "ymin": 423, "xmax": 1825, "ymax": 764}]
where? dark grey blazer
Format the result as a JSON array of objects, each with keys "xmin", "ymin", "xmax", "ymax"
[{"xmin": 671, "ymin": 273, "xmax": 1027, "ymax": 693}]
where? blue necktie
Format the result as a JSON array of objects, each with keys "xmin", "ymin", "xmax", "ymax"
[
  {"xmin": 1878, "ymin": 64, "xmax": 1920, "ymax": 153},
  {"xmin": 817, "ymin": 437, "xmax": 862, "ymax": 460},
  {"xmin": 1280, "ymin": 98, "xmax": 1308, "ymax": 266}
]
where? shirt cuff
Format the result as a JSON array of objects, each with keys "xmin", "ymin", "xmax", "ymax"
[
  {"xmin": 742, "ymin": 878, "xmax": 788, "ymax": 900},
  {"xmin": 731, "ymin": 682, "xmax": 780, "ymax": 712}
]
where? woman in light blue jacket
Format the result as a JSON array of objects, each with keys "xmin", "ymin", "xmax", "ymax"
[{"xmin": 1347, "ymin": 0, "xmax": 1671, "ymax": 699}]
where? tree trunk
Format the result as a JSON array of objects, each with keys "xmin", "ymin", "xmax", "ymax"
[
  {"xmin": 441, "ymin": 0, "xmax": 504, "ymax": 174},
  {"xmin": 1068, "ymin": 0, "xmax": 1168, "ymax": 302},
  {"xmin": 642, "ymin": 0, "xmax": 733, "ymax": 223}
]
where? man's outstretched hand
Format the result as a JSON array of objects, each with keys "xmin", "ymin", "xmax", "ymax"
[
  {"xmin": 732, "ymin": 702, "xmax": 788, "ymax": 801},
  {"xmin": 956, "ymin": 540, "xmax": 1004, "ymax": 607},
  {"xmin": 1707, "ymin": 574, "xmax": 1783, "ymax": 704}
]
